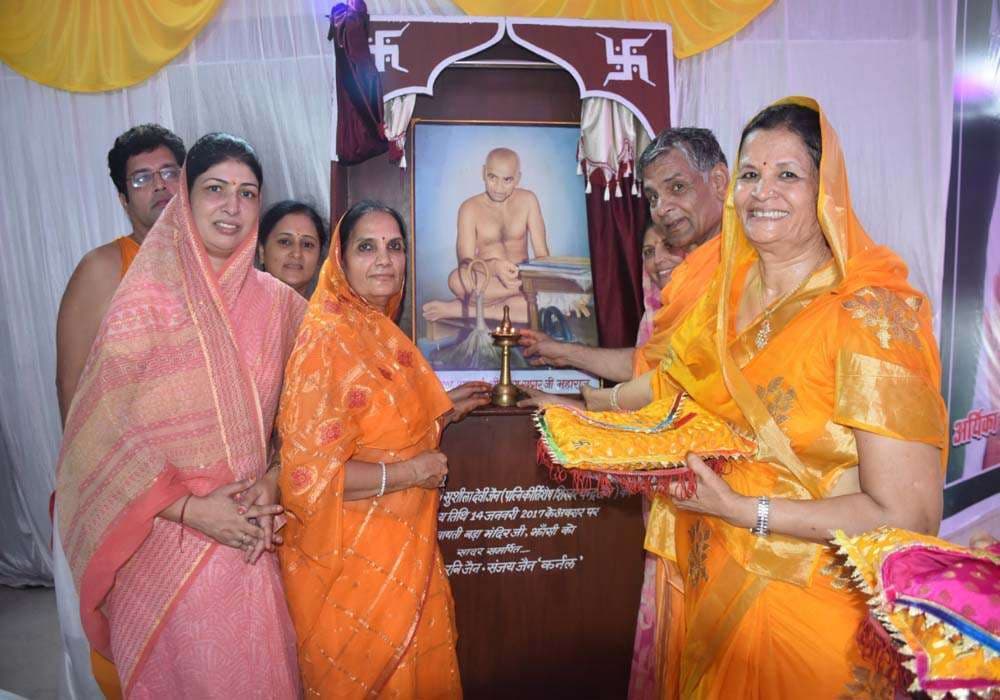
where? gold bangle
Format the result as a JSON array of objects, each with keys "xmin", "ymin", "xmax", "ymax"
[{"xmin": 609, "ymin": 383, "xmax": 623, "ymax": 411}]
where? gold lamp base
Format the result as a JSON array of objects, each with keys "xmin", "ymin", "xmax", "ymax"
[{"xmin": 491, "ymin": 382, "xmax": 522, "ymax": 407}]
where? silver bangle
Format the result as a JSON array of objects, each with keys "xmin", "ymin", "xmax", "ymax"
[
  {"xmin": 749, "ymin": 496, "xmax": 770, "ymax": 536},
  {"xmin": 376, "ymin": 461, "xmax": 387, "ymax": 498},
  {"xmin": 609, "ymin": 383, "xmax": 623, "ymax": 411}
]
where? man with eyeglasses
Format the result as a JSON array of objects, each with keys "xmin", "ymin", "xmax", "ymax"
[
  {"xmin": 56, "ymin": 124, "xmax": 185, "ymax": 421},
  {"xmin": 53, "ymin": 124, "xmax": 184, "ymax": 699}
]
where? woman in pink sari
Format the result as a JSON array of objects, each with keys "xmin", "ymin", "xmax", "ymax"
[{"xmin": 55, "ymin": 133, "xmax": 305, "ymax": 698}]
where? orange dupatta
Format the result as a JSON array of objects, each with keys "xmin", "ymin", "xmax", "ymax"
[
  {"xmin": 645, "ymin": 96, "xmax": 948, "ymax": 584},
  {"xmin": 55, "ymin": 170, "xmax": 304, "ymax": 687},
  {"xmin": 278, "ymin": 218, "xmax": 462, "ymax": 698}
]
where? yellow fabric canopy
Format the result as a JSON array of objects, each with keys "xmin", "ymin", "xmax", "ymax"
[
  {"xmin": 453, "ymin": 0, "xmax": 773, "ymax": 58},
  {"xmin": 0, "ymin": 0, "xmax": 769, "ymax": 92},
  {"xmin": 0, "ymin": 0, "xmax": 224, "ymax": 93}
]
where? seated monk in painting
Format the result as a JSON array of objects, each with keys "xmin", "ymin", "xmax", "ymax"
[{"xmin": 422, "ymin": 147, "xmax": 550, "ymax": 325}]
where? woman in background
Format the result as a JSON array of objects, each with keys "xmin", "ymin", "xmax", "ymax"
[
  {"xmin": 636, "ymin": 220, "xmax": 687, "ymax": 345},
  {"xmin": 258, "ymin": 199, "xmax": 327, "ymax": 296}
]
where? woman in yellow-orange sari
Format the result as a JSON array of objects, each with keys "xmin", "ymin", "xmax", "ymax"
[
  {"xmin": 588, "ymin": 98, "xmax": 949, "ymax": 697},
  {"xmin": 277, "ymin": 201, "xmax": 490, "ymax": 698}
]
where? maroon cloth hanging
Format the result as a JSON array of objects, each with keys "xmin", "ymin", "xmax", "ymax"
[
  {"xmin": 584, "ymin": 167, "xmax": 647, "ymax": 348},
  {"xmin": 329, "ymin": 0, "xmax": 388, "ymax": 165}
]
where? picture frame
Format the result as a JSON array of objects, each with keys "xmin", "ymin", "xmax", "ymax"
[{"xmin": 409, "ymin": 119, "xmax": 600, "ymax": 393}]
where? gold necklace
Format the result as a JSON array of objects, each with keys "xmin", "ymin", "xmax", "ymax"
[
  {"xmin": 753, "ymin": 260, "xmax": 824, "ymax": 351},
  {"xmin": 754, "ymin": 274, "xmax": 774, "ymax": 350}
]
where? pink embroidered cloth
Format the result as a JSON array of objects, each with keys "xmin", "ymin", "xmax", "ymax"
[{"xmin": 835, "ymin": 527, "xmax": 1000, "ymax": 699}]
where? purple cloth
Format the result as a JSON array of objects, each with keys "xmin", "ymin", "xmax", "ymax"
[{"xmin": 330, "ymin": 0, "xmax": 388, "ymax": 164}]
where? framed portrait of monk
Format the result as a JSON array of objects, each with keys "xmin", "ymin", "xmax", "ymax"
[{"xmin": 411, "ymin": 120, "xmax": 599, "ymax": 393}]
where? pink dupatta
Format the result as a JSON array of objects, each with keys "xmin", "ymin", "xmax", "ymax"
[
  {"xmin": 55, "ymin": 170, "xmax": 304, "ymax": 689},
  {"xmin": 635, "ymin": 269, "xmax": 664, "ymax": 347}
]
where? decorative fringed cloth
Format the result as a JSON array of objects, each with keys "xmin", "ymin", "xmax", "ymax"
[
  {"xmin": 535, "ymin": 393, "xmax": 756, "ymax": 497},
  {"xmin": 833, "ymin": 527, "xmax": 1000, "ymax": 699}
]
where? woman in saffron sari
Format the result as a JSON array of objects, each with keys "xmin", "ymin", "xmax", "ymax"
[
  {"xmin": 56, "ymin": 133, "xmax": 305, "ymax": 698},
  {"xmin": 277, "ymin": 201, "xmax": 490, "ymax": 698},
  {"xmin": 584, "ymin": 98, "xmax": 948, "ymax": 697}
]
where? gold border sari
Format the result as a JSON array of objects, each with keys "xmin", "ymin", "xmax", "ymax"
[{"xmin": 643, "ymin": 97, "xmax": 949, "ymax": 697}]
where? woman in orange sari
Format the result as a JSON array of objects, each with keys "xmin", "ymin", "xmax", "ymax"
[
  {"xmin": 585, "ymin": 98, "xmax": 948, "ymax": 697},
  {"xmin": 56, "ymin": 133, "xmax": 306, "ymax": 697},
  {"xmin": 277, "ymin": 201, "xmax": 490, "ymax": 698}
]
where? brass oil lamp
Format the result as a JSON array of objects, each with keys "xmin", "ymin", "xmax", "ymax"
[{"xmin": 490, "ymin": 305, "xmax": 522, "ymax": 407}]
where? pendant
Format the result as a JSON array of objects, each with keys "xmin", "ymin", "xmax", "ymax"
[{"xmin": 755, "ymin": 318, "xmax": 771, "ymax": 351}]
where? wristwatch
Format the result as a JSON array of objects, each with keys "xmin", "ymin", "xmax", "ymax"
[{"xmin": 749, "ymin": 496, "xmax": 770, "ymax": 536}]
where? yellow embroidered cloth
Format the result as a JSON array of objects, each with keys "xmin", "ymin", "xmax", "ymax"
[
  {"xmin": 536, "ymin": 394, "xmax": 755, "ymax": 492},
  {"xmin": 834, "ymin": 527, "xmax": 1000, "ymax": 699}
]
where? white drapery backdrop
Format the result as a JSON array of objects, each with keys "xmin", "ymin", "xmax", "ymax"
[
  {"xmin": 0, "ymin": 0, "xmax": 349, "ymax": 586},
  {"xmin": 0, "ymin": 0, "xmax": 955, "ymax": 586}
]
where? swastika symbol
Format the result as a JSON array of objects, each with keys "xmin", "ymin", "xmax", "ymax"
[
  {"xmin": 369, "ymin": 24, "xmax": 410, "ymax": 73},
  {"xmin": 596, "ymin": 32, "xmax": 655, "ymax": 87}
]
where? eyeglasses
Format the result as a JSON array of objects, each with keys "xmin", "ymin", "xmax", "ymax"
[{"xmin": 128, "ymin": 166, "xmax": 181, "ymax": 190}]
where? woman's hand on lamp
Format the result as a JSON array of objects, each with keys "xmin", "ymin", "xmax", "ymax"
[{"xmin": 445, "ymin": 382, "xmax": 492, "ymax": 424}]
